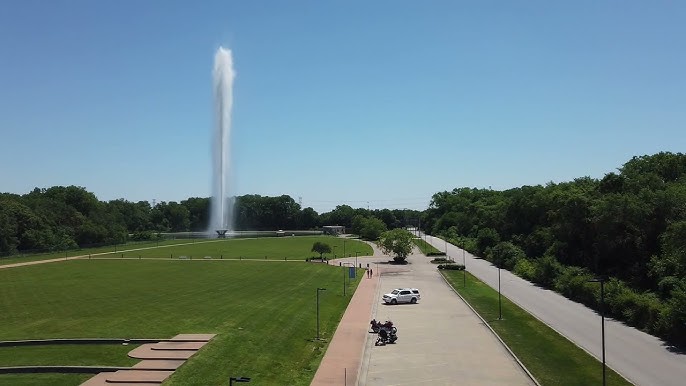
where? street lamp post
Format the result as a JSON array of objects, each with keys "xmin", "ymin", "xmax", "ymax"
[
  {"xmin": 343, "ymin": 264, "xmax": 346, "ymax": 296},
  {"xmin": 316, "ymin": 288, "xmax": 326, "ymax": 340},
  {"xmin": 498, "ymin": 267, "xmax": 502, "ymax": 320},
  {"xmin": 355, "ymin": 250, "xmax": 358, "ymax": 267},
  {"xmin": 229, "ymin": 377, "xmax": 251, "ymax": 386},
  {"xmin": 463, "ymin": 248, "xmax": 466, "ymax": 287},
  {"xmin": 342, "ymin": 262, "xmax": 354, "ymax": 296},
  {"xmin": 589, "ymin": 277, "xmax": 607, "ymax": 386}
]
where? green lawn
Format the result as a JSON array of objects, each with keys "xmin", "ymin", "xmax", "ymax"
[
  {"xmin": 442, "ymin": 270, "xmax": 631, "ymax": 386},
  {"xmin": 94, "ymin": 236, "xmax": 372, "ymax": 260},
  {"xmin": 0, "ymin": 239, "xmax": 201, "ymax": 266},
  {"xmin": 0, "ymin": 236, "xmax": 372, "ymax": 265},
  {"xmin": 0, "ymin": 258, "xmax": 363, "ymax": 385}
]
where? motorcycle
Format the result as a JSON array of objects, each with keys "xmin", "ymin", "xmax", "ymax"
[
  {"xmin": 375, "ymin": 325, "xmax": 398, "ymax": 346},
  {"xmin": 369, "ymin": 319, "xmax": 394, "ymax": 333}
]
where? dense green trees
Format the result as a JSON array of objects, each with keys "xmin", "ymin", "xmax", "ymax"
[
  {"xmin": 424, "ymin": 152, "xmax": 686, "ymax": 345},
  {"xmin": 0, "ymin": 189, "xmax": 418, "ymax": 257}
]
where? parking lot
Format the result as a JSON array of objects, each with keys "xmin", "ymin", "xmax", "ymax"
[{"xmin": 359, "ymin": 252, "xmax": 534, "ymax": 386}]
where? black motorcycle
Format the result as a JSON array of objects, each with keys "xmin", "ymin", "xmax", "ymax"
[{"xmin": 375, "ymin": 325, "xmax": 398, "ymax": 346}]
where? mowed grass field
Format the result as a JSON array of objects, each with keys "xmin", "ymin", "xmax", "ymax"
[
  {"xmin": 0, "ymin": 239, "xmax": 200, "ymax": 266},
  {"xmin": 101, "ymin": 236, "xmax": 372, "ymax": 260},
  {"xmin": 1, "ymin": 236, "xmax": 373, "ymax": 265},
  {"xmin": 0, "ymin": 237, "xmax": 370, "ymax": 385}
]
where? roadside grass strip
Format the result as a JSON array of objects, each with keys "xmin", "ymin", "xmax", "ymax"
[
  {"xmin": 412, "ymin": 239, "xmax": 443, "ymax": 255},
  {"xmin": 0, "ymin": 259, "xmax": 362, "ymax": 385},
  {"xmin": 441, "ymin": 270, "xmax": 632, "ymax": 386}
]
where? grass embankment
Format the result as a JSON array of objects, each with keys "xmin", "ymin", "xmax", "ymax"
[
  {"xmin": 441, "ymin": 270, "xmax": 631, "ymax": 386},
  {"xmin": 0, "ymin": 255, "xmax": 363, "ymax": 385},
  {"xmin": 412, "ymin": 239, "xmax": 444, "ymax": 256}
]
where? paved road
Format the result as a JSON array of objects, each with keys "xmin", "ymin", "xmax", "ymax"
[
  {"xmin": 353, "ymin": 249, "xmax": 535, "ymax": 386},
  {"xmin": 424, "ymin": 234, "xmax": 686, "ymax": 386}
]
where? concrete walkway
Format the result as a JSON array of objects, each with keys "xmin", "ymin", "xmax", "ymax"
[
  {"xmin": 315, "ymin": 245, "xmax": 535, "ymax": 385},
  {"xmin": 310, "ymin": 266, "xmax": 379, "ymax": 385}
]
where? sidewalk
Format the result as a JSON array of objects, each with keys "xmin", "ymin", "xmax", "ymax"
[{"xmin": 310, "ymin": 269, "xmax": 379, "ymax": 386}]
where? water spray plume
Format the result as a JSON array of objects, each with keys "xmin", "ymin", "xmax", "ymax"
[{"xmin": 210, "ymin": 47, "xmax": 235, "ymax": 234}]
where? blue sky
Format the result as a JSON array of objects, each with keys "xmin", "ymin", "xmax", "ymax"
[{"xmin": 1, "ymin": 1, "xmax": 684, "ymax": 213}]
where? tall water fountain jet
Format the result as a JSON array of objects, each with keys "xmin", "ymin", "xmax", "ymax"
[{"xmin": 210, "ymin": 47, "xmax": 236, "ymax": 236}]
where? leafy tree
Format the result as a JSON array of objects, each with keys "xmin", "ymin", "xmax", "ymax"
[
  {"xmin": 379, "ymin": 228, "xmax": 413, "ymax": 263},
  {"xmin": 321, "ymin": 205, "xmax": 355, "ymax": 228},
  {"xmin": 351, "ymin": 215, "xmax": 365, "ymax": 235},
  {"xmin": 311, "ymin": 241, "xmax": 331, "ymax": 259},
  {"xmin": 298, "ymin": 207, "xmax": 319, "ymax": 229},
  {"xmin": 181, "ymin": 197, "xmax": 210, "ymax": 231},
  {"xmin": 476, "ymin": 227, "xmax": 500, "ymax": 256},
  {"xmin": 489, "ymin": 241, "xmax": 525, "ymax": 270},
  {"xmin": 360, "ymin": 217, "xmax": 387, "ymax": 240}
]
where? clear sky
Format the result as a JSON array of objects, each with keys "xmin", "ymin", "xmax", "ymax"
[{"xmin": 1, "ymin": 1, "xmax": 684, "ymax": 213}]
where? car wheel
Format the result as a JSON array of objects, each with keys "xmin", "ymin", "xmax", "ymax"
[
  {"xmin": 391, "ymin": 299, "xmax": 397, "ymax": 305},
  {"xmin": 410, "ymin": 298, "xmax": 417, "ymax": 304}
]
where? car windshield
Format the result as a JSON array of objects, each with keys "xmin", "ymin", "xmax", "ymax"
[{"xmin": 391, "ymin": 290, "xmax": 400, "ymax": 295}]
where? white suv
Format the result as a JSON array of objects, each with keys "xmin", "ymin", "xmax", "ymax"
[{"xmin": 382, "ymin": 288, "xmax": 421, "ymax": 304}]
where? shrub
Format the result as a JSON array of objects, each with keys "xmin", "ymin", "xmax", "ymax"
[
  {"xmin": 476, "ymin": 228, "xmax": 500, "ymax": 256},
  {"xmin": 553, "ymin": 266, "xmax": 596, "ymax": 308},
  {"xmin": 131, "ymin": 231, "xmax": 154, "ymax": 241},
  {"xmin": 489, "ymin": 242, "xmax": 526, "ymax": 270},
  {"xmin": 514, "ymin": 258, "xmax": 536, "ymax": 281},
  {"xmin": 531, "ymin": 255, "xmax": 563, "ymax": 287},
  {"xmin": 438, "ymin": 264, "xmax": 465, "ymax": 270}
]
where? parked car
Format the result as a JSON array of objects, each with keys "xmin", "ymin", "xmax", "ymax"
[{"xmin": 382, "ymin": 288, "xmax": 421, "ymax": 304}]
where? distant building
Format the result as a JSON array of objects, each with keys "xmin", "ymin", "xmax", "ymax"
[{"xmin": 322, "ymin": 225, "xmax": 345, "ymax": 235}]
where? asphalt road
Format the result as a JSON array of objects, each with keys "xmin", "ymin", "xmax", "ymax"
[{"xmin": 424, "ymin": 234, "xmax": 686, "ymax": 386}]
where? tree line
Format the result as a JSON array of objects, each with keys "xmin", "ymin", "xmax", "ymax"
[
  {"xmin": 422, "ymin": 152, "xmax": 686, "ymax": 345},
  {"xmin": 0, "ymin": 187, "xmax": 420, "ymax": 255}
]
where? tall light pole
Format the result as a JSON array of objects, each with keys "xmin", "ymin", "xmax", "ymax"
[
  {"xmin": 463, "ymin": 248, "xmax": 466, "ymax": 287},
  {"xmin": 355, "ymin": 251, "xmax": 358, "ymax": 267},
  {"xmin": 444, "ymin": 238, "xmax": 448, "ymax": 259},
  {"xmin": 589, "ymin": 277, "xmax": 607, "ymax": 386},
  {"xmin": 498, "ymin": 266, "xmax": 502, "ymax": 320},
  {"xmin": 229, "ymin": 377, "xmax": 251, "ymax": 386},
  {"xmin": 343, "ymin": 264, "xmax": 346, "ymax": 296},
  {"xmin": 316, "ymin": 288, "xmax": 326, "ymax": 340}
]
